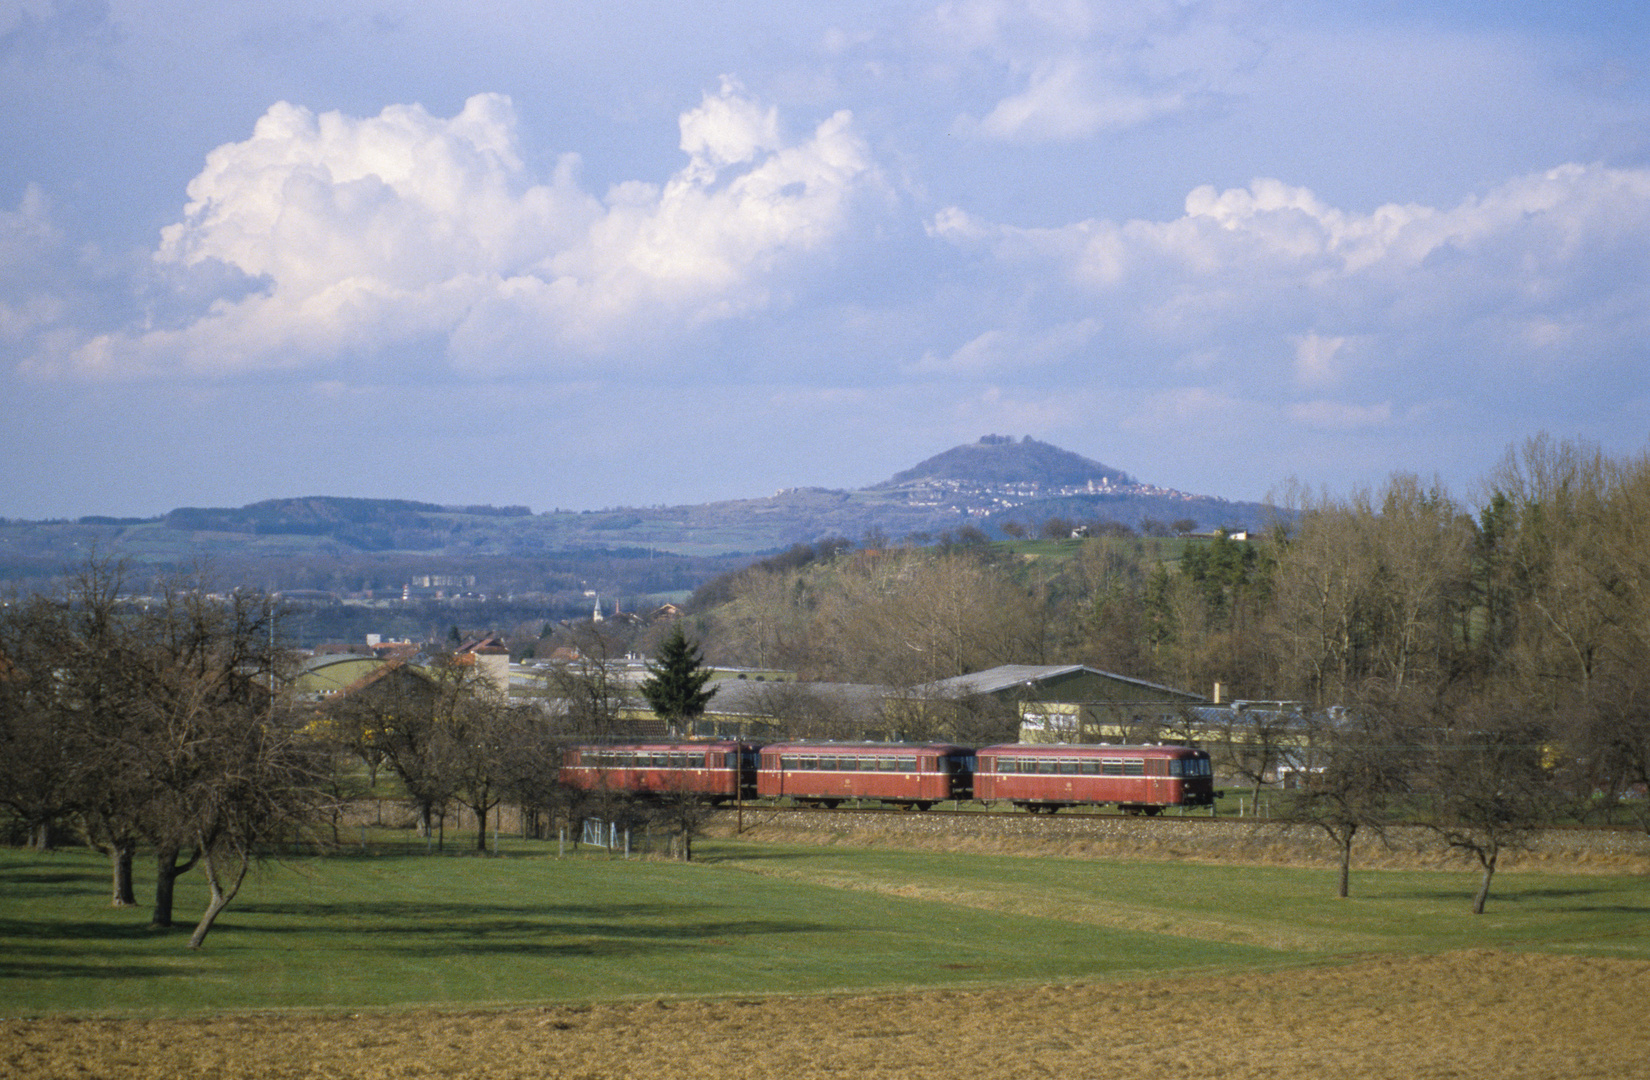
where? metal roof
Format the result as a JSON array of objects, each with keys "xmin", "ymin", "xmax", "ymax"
[{"xmin": 919, "ymin": 664, "xmax": 1204, "ymax": 701}]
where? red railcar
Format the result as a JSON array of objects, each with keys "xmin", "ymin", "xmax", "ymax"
[
  {"xmin": 757, "ymin": 742, "xmax": 974, "ymax": 809},
  {"xmin": 973, "ymin": 743, "xmax": 1215, "ymax": 814},
  {"xmin": 561, "ymin": 741, "xmax": 756, "ymax": 803}
]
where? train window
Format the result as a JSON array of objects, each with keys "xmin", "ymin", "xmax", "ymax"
[
  {"xmin": 1079, "ymin": 760, "xmax": 1099, "ymax": 775},
  {"xmin": 1124, "ymin": 760, "xmax": 1145, "ymax": 776},
  {"xmin": 1058, "ymin": 761, "xmax": 1078, "ymax": 774},
  {"xmin": 817, "ymin": 756, "xmax": 836, "ymax": 771},
  {"xmin": 1169, "ymin": 759, "xmax": 1184, "ymax": 776},
  {"xmin": 1102, "ymin": 760, "xmax": 1125, "ymax": 776},
  {"xmin": 898, "ymin": 757, "xmax": 916, "ymax": 771}
]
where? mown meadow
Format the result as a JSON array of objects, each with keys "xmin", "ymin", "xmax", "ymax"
[{"xmin": 4, "ymin": 832, "xmax": 1646, "ymax": 1018}]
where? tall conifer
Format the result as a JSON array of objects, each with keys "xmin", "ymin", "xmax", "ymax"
[{"xmin": 640, "ymin": 623, "xmax": 717, "ymax": 727}]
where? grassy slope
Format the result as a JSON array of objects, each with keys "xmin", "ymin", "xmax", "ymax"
[{"xmin": 3, "ymin": 836, "xmax": 1646, "ymax": 1017}]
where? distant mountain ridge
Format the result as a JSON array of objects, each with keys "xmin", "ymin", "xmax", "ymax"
[{"xmin": 2, "ymin": 438, "xmax": 1278, "ymax": 572}]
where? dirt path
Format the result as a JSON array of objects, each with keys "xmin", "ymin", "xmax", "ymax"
[{"xmin": 6, "ymin": 950, "xmax": 1646, "ymax": 1079}]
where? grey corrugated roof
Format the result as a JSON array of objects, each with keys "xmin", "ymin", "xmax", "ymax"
[{"xmin": 919, "ymin": 664, "xmax": 1204, "ymax": 701}]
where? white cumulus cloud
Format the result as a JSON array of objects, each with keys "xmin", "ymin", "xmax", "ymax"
[
  {"xmin": 40, "ymin": 84, "xmax": 874, "ymax": 379},
  {"xmin": 936, "ymin": 161, "xmax": 1650, "ymax": 369},
  {"xmin": 938, "ymin": 0, "xmax": 1260, "ymax": 142},
  {"xmin": 930, "ymin": 161, "xmax": 1650, "ymax": 440}
]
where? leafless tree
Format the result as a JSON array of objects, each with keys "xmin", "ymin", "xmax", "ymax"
[
  {"xmin": 125, "ymin": 578, "xmax": 298, "ymax": 930},
  {"xmin": 0, "ymin": 593, "xmax": 82, "ymax": 852},
  {"xmin": 1280, "ymin": 710, "xmax": 1410, "ymax": 897},
  {"xmin": 182, "ymin": 691, "xmax": 326, "ymax": 949},
  {"xmin": 330, "ymin": 660, "xmax": 459, "ymax": 844},
  {"xmin": 750, "ymin": 680, "xmax": 865, "ymax": 740},
  {"xmin": 645, "ymin": 783, "xmax": 717, "ymax": 861},
  {"xmin": 539, "ymin": 625, "xmax": 632, "ymax": 739},
  {"xmin": 1209, "ymin": 703, "xmax": 1302, "ymax": 813},
  {"xmin": 1418, "ymin": 702, "xmax": 1560, "ymax": 914}
]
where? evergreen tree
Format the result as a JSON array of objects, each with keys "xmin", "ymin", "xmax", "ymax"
[{"xmin": 641, "ymin": 623, "xmax": 718, "ymax": 727}]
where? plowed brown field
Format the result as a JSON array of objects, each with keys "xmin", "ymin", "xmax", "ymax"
[{"xmin": 6, "ymin": 950, "xmax": 1645, "ymax": 1079}]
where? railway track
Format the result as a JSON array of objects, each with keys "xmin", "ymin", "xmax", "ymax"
[{"xmin": 726, "ymin": 801, "xmax": 1648, "ymax": 833}]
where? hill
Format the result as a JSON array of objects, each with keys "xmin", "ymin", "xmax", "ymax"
[
  {"xmin": 0, "ymin": 438, "xmax": 1279, "ymax": 605},
  {"xmin": 878, "ymin": 435, "xmax": 1131, "ymax": 489}
]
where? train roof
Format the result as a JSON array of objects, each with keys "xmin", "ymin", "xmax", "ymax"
[
  {"xmin": 760, "ymin": 741, "xmax": 972, "ymax": 754},
  {"xmin": 570, "ymin": 740, "xmax": 750, "ymax": 751},
  {"xmin": 978, "ymin": 742, "xmax": 1206, "ymax": 757}
]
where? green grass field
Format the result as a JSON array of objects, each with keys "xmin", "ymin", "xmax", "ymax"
[{"xmin": 3, "ymin": 835, "xmax": 1646, "ymax": 1017}]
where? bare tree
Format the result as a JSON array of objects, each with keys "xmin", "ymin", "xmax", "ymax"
[
  {"xmin": 646, "ymin": 784, "xmax": 717, "ymax": 861},
  {"xmin": 804, "ymin": 550, "xmax": 1044, "ymax": 687},
  {"xmin": 126, "ymin": 579, "xmax": 296, "ymax": 930},
  {"xmin": 491, "ymin": 705, "xmax": 574, "ymax": 840},
  {"xmin": 540, "ymin": 625, "xmax": 632, "ymax": 739},
  {"xmin": 1209, "ymin": 703, "xmax": 1301, "ymax": 814},
  {"xmin": 1420, "ymin": 707, "xmax": 1560, "ymax": 914},
  {"xmin": 1281, "ymin": 710, "xmax": 1409, "ymax": 897},
  {"xmin": 183, "ymin": 691, "xmax": 326, "ymax": 948},
  {"xmin": 0, "ymin": 593, "xmax": 83, "ymax": 853},
  {"xmin": 751, "ymin": 680, "xmax": 864, "ymax": 740},
  {"xmin": 330, "ymin": 660, "xmax": 459, "ymax": 844}
]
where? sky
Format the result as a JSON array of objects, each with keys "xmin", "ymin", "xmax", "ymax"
[{"xmin": 2, "ymin": 0, "xmax": 1647, "ymax": 520}]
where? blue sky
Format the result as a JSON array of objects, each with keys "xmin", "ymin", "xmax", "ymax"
[{"xmin": 2, "ymin": 0, "xmax": 1647, "ymax": 519}]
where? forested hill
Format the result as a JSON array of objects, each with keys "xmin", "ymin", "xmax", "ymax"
[{"xmin": 878, "ymin": 435, "xmax": 1132, "ymax": 489}]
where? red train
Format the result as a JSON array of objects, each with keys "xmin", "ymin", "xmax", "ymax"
[
  {"xmin": 974, "ymin": 743, "xmax": 1216, "ymax": 815},
  {"xmin": 756, "ymin": 742, "xmax": 973, "ymax": 810},
  {"xmin": 563, "ymin": 740, "xmax": 1217, "ymax": 815},
  {"xmin": 560, "ymin": 741, "xmax": 756, "ymax": 803}
]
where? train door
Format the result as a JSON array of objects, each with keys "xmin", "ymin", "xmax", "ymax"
[{"xmin": 1146, "ymin": 756, "xmax": 1170, "ymax": 805}]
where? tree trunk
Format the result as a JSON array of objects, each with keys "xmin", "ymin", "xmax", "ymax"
[
  {"xmin": 1472, "ymin": 847, "xmax": 1498, "ymax": 915},
  {"xmin": 1337, "ymin": 832, "xmax": 1353, "ymax": 899},
  {"xmin": 110, "ymin": 841, "xmax": 136, "ymax": 907},
  {"xmin": 187, "ymin": 845, "xmax": 249, "ymax": 950},
  {"xmin": 150, "ymin": 844, "xmax": 200, "ymax": 929}
]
